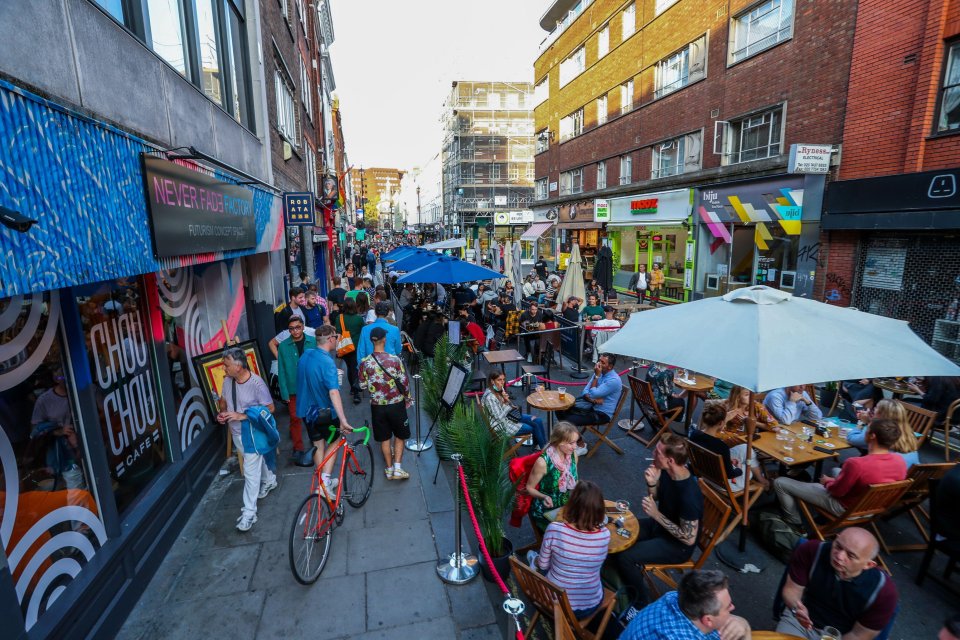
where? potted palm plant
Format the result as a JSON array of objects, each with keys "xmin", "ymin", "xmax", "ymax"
[{"xmin": 421, "ymin": 334, "xmax": 470, "ymax": 459}]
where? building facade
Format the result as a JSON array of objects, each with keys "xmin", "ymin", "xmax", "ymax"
[
  {"xmin": 349, "ymin": 167, "xmax": 406, "ymax": 237},
  {"xmin": 819, "ymin": 0, "xmax": 960, "ymax": 365},
  {"xmin": 532, "ymin": 0, "xmax": 857, "ymax": 301},
  {"xmin": 441, "ymin": 80, "xmax": 536, "ymax": 258}
]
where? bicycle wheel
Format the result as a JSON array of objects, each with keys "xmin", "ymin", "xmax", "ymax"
[
  {"xmin": 344, "ymin": 439, "xmax": 374, "ymax": 507},
  {"xmin": 288, "ymin": 494, "xmax": 332, "ymax": 584}
]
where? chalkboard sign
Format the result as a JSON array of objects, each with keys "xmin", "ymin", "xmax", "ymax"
[{"xmin": 442, "ymin": 362, "xmax": 468, "ymax": 410}]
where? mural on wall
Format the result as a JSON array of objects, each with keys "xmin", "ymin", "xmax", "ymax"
[
  {"xmin": 698, "ymin": 178, "xmax": 806, "ymax": 249},
  {"xmin": 0, "ymin": 80, "xmax": 284, "ymax": 299}
]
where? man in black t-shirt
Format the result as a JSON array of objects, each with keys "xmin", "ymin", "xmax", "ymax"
[
  {"xmin": 533, "ymin": 255, "xmax": 548, "ymax": 280},
  {"xmin": 615, "ymin": 433, "xmax": 703, "ymax": 601}
]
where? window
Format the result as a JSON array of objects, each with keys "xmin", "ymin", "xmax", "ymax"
[
  {"xmin": 560, "ymin": 168, "xmax": 584, "ymax": 195},
  {"xmin": 297, "ymin": 0, "xmax": 307, "ymax": 32},
  {"xmin": 619, "ymin": 154, "xmax": 633, "ymax": 184},
  {"xmin": 534, "ymin": 77, "xmax": 549, "ymax": 106},
  {"xmin": 536, "ymin": 177, "xmax": 549, "ymax": 200},
  {"xmin": 279, "ymin": 0, "xmax": 290, "ymax": 20},
  {"xmin": 720, "ymin": 106, "xmax": 784, "ymax": 164},
  {"xmin": 92, "ymin": 0, "xmax": 125, "ymax": 21},
  {"xmin": 597, "ymin": 24, "xmax": 610, "ymax": 58},
  {"xmin": 730, "ymin": 0, "xmax": 795, "ymax": 63},
  {"xmin": 275, "ymin": 69, "xmax": 298, "ymax": 143},
  {"xmin": 489, "ymin": 93, "xmax": 502, "ymax": 109},
  {"xmin": 620, "ymin": 79, "xmax": 634, "ymax": 114},
  {"xmin": 146, "ymin": 0, "xmax": 189, "ymax": 77},
  {"xmin": 597, "ymin": 95, "xmax": 608, "ymax": 126},
  {"xmin": 652, "ymin": 131, "xmax": 703, "ymax": 178},
  {"xmin": 559, "ymin": 108, "xmax": 584, "ymax": 141},
  {"xmin": 655, "ymin": 35, "xmax": 707, "ymax": 99},
  {"xmin": 305, "ymin": 142, "xmax": 317, "ymax": 193},
  {"xmin": 938, "ymin": 41, "xmax": 960, "ymax": 132},
  {"xmin": 560, "ymin": 45, "xmax": 586, "ymax": 86},
  {"xmin": 300, "ymin": 57, "xmax": 313, "ymax": 121},
  {"xmin": 536, "ymin": 129, "xmax": 550, "ymax": 153},
  {"xmin": 656, "ymin": 0, "xmax": 679, "ymax": 14},
  {"xmin": 224, "ymin": 6, "xmax": 253, "ymax": 127},
  {"xmin": 622, "ymin": 2, "xmax": 635, "ymax": 40},
  {"xmin": 597, "ymin": 161, "xmax": 607, "ymax": 189},
  {"xmin": 197, "ymin": 1, "xmax": 222, "ymax": 106}
]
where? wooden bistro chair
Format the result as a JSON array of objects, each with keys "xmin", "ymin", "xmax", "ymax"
[
  {"xmin": 475, "ymin": 395, "xmax": 525, "ymax": 459},
  {"xmin": 509, "ymin": 556, "xmax": 616, "ymax": 640},
  {"xmin": 583, "ymin": 388, "xmax": 630, "ymax": 459},
  {"xmin": 642, "ymin": 479, "xmax": 733, "ymax": 597},
  {"xmin": 872, "ymin": 462, "xmax": 955, "ymax": 553},
  {"xmin": 898, "ymin": 401, "xmax": 938, "ymax": 448},
  {"xmin": 686, "ymin": 441, "xmax": 765, "ymax": 544},
  {"xmin": 624, "ymin": 376, "xmax": 683, "ymax": 449},
  {"xmin": 937, "ymin": 399, "xmax": 960, "ymax": 461},
  {"xmin": 553, "ymin": 600, "xmax": 576, "ymax": 640},
  {"xmin": 797, "ymin": 480, "xmax": 913, "ymax": 545}
]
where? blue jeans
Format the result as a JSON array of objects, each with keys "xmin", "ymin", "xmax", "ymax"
[{"xmin": 516, "ymin": 414, "xmax": 547, "ymax": 448}]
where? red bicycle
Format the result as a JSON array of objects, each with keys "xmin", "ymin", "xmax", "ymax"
[{"xmin": 288, "ymin": 423, "xmax": 374, "ymax": 584}]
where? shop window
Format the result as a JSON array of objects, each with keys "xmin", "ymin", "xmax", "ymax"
[
  {"xmin": 719, "ymin": 106, "xmax": 784, "ymax": 165},
  {"xmin": 0, "ymin": 291, "xmax": 106, "ymax": 630},
  {"xmin": 729, "ymin": 0, "xmax": 795, "ymax": 64},
  {"xmin": 75, "ymin": 278, "xmax": 167, "ymax": 513},
  {"xmin": 937, "ymin": 41, "xmax": 960, "ymax": 132},
  {"xmin": 654, "ymin": 35, "xmax": 707, "ymax": 99}
]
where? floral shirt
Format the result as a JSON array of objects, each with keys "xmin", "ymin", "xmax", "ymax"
[{"xmin": 358, "ymin": 352, "xmax": 410, "ymax": 406}]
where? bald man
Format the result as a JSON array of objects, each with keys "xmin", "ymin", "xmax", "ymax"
[{"xmin": 778, "ymin": 528, "xmax": 898, "ymax": 639}]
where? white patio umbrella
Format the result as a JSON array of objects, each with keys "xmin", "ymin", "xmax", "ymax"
[
  {"xmin": 511, "ymin": 240, "xmax": 523, "ymax": 306},
  {"xmin": 503, "ymin": 239, "xmax": 514, "ymax": 290},
  {"xmin": 554, "ymin": 242, "xmax": 586, "ymax": 312},
  {"xmin": 600, "ymin": 285, "xmax": 960, "ymax": 548}
]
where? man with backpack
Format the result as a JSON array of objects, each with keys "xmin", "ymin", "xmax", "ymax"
[{"xmin": 359, "ymin": 327, "xmax": 412, "ymax": 480}]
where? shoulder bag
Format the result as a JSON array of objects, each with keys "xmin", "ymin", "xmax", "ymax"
[
  {"xmin": 371, "ymin": 352, "xmax": 409, "ymax": 400},
  {"xmin": 336, "ymin": 314, "xmax": 355, "ymax": 357}
]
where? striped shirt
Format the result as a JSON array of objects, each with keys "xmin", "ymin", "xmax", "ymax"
[{"xmin": 536, "ymin": 521, "xmax": 610, "ymax": 611}]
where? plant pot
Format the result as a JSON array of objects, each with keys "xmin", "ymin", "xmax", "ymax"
[{"xmin": 478, "ymin": 537, "xmax": 514, "ymax": 584}]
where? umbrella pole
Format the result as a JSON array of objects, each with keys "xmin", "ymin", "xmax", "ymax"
[{"xmin": 739, "ymin": 395, "xmax": 757, "ymax": 552}]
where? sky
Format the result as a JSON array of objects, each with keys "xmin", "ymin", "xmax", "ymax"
[{"xmin": 329, "ymin": 0, "xmax": 546, "ymax": 172}]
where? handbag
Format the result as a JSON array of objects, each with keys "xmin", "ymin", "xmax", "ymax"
[
  {"xmin": 336, "ymin": 314, "xmax": 355, "ymax": 357},
  {"xmin": 506, "ymin": 407, "xmax": 524, "ymax": 423}
]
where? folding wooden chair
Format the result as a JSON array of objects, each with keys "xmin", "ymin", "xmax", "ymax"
[
  {"xmin": 898, "ymin": 401, "xmax": 938, "ymax": 448},
  {"xmin": 797, "ymin": 480, "xmax": 914, "ymax": 543},
  {"xmin": 553, "ymin": 600, "xmax": 576, "ymax": 640},
  {"xmin": 476, "ymin": 394, "xmax": 525, "ymax": 459},
  {"xmin": 642, "ymin": 479, "xmax": 733, "ymax": 596},
  {"xmin": 583, "ymin": 388, "xmax": 629, "ymax": 459},
  {"xmin": 687, "ymin": 441, "xmax": 765, "ymax": 544},
  {"xmin": 509, "ymin": 556, "xmax": 616, "ymax": 640},
  {"xmin": 624, "ymin": 375, "xmax": 682, "ymax": 448},
  {"xmin": 872, "ymin": 462, "xmax": 955, "ymax": 553}
]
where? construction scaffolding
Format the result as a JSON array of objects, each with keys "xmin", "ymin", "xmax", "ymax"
[{"xmin": 441, "ymin": 81, "xmax": 535, "ymax": 246}]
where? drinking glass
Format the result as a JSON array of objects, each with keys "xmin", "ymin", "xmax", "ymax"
[
  {"xmin": 558, "ymin": 386, "xmax": 567, "ymax": 400},
  {"xmin": 782, "ymin": 436, "xmax": 794, "ymax": 455},
  {"xmin": 819, "ymin": 627, "xmax": 841, "ymax": 640}
]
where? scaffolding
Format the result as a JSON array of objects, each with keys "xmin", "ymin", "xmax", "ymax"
[{"xmin": 441, "ymin": 81, "xmax": 535, "ymax": 234}]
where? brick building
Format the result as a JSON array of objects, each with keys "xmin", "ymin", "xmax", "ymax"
[
  {"xmin": 349, "ymin": 167, "xmax": 406, "ymax": 235},
  {"xmin": 532, "ymin": 0, "xmax": 858, "ymax": 301},
  {"xmin": 819, "ymin": 0, "xmax": 960, "ymax": 365}
]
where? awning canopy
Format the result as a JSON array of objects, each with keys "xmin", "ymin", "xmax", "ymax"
[
  {"xmin": 520, "ymin": 221, "xmax": 554, "ymax": 241},
  {"xmin": 422, "ymin": 238, "xmax": 466, "ymax": 250}
]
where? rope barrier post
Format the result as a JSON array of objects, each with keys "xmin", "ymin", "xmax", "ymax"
[
  {"xmin": 406, "ymin": 374, "xmax": 433, "ymax": 452},
  {"xmin": 569, "ymin": 323, "xmax": 589, "ymax": 379},
  {"xmin": 437, "ymin": 453, "xmax": 479, "ymax": 584},
  {"xmin": 503, "ymin": 597, "xmax": 526, "ymax": 640}
]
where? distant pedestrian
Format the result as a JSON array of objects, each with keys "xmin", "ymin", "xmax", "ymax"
[
  {"xmin": 217, "ymin": 347, "xmax": 277, "ymax": 532},
  {"xmin": 359, "ymin": 327, "xmax": 412, "ymax": 480},
  {"xmin": 649, "ymin": 264, "xmax": 665, "ymax": 306},
  {"xmin": 629, "ymin": 264, "xmax": 649, "ymax": 304},
  {"xmin": 366, "ymin": 246, "xmax": 377, "ymax": 275},
  {"xmin": 277, "ymin": 317, "xmax": 317, "ymax": 466}
]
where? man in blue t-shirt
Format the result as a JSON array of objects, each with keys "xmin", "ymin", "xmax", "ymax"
[{"xmin": 296, "ymin": 324, "xmax": 353, "ymax": 496}]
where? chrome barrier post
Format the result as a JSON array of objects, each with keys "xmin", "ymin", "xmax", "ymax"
[
  {"xmin": 437, "ymin": 454, "xmax": 479, "ymax": 584},
  {"xmin": 406, "ymin": 373, "xmax": 433, "ymax": 451}
]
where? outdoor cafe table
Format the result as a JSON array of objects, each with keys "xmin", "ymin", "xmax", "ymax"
[
  {"xmin": 733, "ymin": 421, "xmax": 853, "ymax": 477},
  {"xmin": 527, "ymin": 389, "xmax": 574, "ymax": 436},
  {"xmin": 675, "ymin": 374, "xmax": 716, "ymax": 429},
  {"xmin": 751, "ymin": 632, "xmax": 804, "ymax": 640},
  {"xmin": 873, "ymin": 377, "xmax": 914, "ymax": 399},
  {"xmin": 547, "ymin": 500, "xmax": 640, "ymax": 554},
  {"xmin": 483, "ymin": 348, "xmax": 525, "ymax": 379}
]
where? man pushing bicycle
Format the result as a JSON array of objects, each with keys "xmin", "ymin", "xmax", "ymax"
[{"xmin": 296, "ymin": 324, "xmax": 354, "ymax": 496}]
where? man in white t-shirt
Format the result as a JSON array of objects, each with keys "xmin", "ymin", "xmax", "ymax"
[{"xmin": 591, "ymin": 306, "xmax": 621, "ymax": 363}]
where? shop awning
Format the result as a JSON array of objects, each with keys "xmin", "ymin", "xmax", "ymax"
[{"xmin": 520, "ymin": 221, "xmax": 554, "ymax": 241}]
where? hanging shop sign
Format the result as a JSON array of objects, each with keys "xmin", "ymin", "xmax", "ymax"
[
  {"xmin": 594, "ymin": 199, "xmax": 610, "ymax": 223},
  {"xmin": 321, "ymin": 173, "xmax": 339, "ymax": 205},
  {"xmin": 631, "ymin": 198, "xmax": 658, "ymax": 214},
  {"xmin": 142, "ymin": 155, "xmax": 256, "ymax": 257},
  {"xmin": 283, "ymin": 192, "xmax": 316, "ymax": 226},
  {"xmin": 788, "ymin": 143, "xmax": 834, "ymax": 174},
  {"xmin": 494, "ymin": 211, "xmax": 509, "ymax": 225}
]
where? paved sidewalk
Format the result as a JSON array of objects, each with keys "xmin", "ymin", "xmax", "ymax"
[{"xmin": 117, "ymin": 397, "xmax": 501, "ymax": 640}]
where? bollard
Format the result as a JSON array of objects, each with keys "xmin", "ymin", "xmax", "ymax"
[
  {"xmin": 406, "ymin": 374, "xmax": 433, "ymax": 452},
  {"xmin": 503, "ymin": 597, "xmax": 526, "ymax": 638},
  {"xmin": 437, "ymin": 454, "xmax": 479, "ymax": 584}
]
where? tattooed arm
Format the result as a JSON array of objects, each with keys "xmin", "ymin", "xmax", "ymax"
[{"xmin": 641, "ymin": 495, "xmax": 699, "ymax": 546}]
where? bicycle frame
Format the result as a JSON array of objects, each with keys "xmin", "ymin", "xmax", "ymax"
[{"xmin": 309, "ymin": 425, "xmax": 371, "ymax": 513}]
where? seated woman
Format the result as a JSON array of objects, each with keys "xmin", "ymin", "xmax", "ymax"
[
  {"xmin": 837, "ymin": 379, "xmax": 882, "ymax": 421},
  {"xmin": 533, "ymin": 480, "xmax": 610, "ymax": 619},
  {"xmin": 724, "ymin": 385, "xmax": 777, "ymax": 432},
  {"xmin": 689, "ymin": 402, "xmax": 768, "ymax": 491},
  {"xmin": 526, "ymin": 422, "xmax": 581, "ymax": 532},
  {"xmin": 905, "ymin": 376, "xmax": 960, "ymax": 425},
  {"xmin": 481, "ymin": 372, "xmax": 547, "ymax": 449},
  {"xmin": 848, "ymin": 399, "xmax": 920, "ymax": 468},
  {"xmin": 646, "ymin": 362, "xmax": 686, "ymax": 417}
]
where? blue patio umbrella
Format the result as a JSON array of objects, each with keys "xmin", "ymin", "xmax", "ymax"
[
  {"xmin": 389, "ymin": 250, "xmax": 442, "ymax": 272},
  {"xmin": 397, "ymin": 257, "xmax": 503, "ymax": 284},
  {"xmin": 381, "ymin": 245, "xmax": 416, "ymax": 260}
]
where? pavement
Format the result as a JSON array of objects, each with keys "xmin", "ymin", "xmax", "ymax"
[{"xmin": 116, "ymin": 384, "xmax": 502, "ymax": 640}]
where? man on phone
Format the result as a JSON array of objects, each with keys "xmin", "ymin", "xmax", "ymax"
[
  {"xmin": 763, "ymin": 385, "xmax": 823, "ymax": 424},
  {"xmin": 556, "ymin": 353, "xmax": 623, "ymax": 452}
]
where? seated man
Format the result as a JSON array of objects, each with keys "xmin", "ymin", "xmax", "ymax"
[
  {"xmin": 620, "ymin": 569, "xmax": 751, "ymax": 640},
  {"xmin": 689, "ymin": 402, "xmax": 767, "ymax": 492},
  {"xmin": 774, "ymin": 418, "xmax": 907, "ymax": 526},
  {"xmin": 615, "ymin": 434, "xmax": 703, "ymax": 597},
  {"xmin": 778, "ymin": 528, "xmax": 898, "ymax": 640},
  {"xmin": 763, "ymin": 385, "xmax": 823, "ymax": 424},
  {"xmin": 590, "ymin": 305, "xmax": 621, "ymax": 364},
  {"xmin": 556, "ymin": 353, "xmax": 623, "ymax": 430},
  {"xmin": 518, "ymin": 300, "xmax": 545, "ymax": 362}
]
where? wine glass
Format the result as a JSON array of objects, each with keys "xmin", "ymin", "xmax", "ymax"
[{"xmin": 819, "ymin": 627, "xmax": 841, "ymax": 640}]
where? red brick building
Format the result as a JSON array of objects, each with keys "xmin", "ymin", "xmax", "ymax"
[
  {"xmin": 532, "ymin": 0, "xmax": 858, "ymax": 301},
  {"xmin": 820, "ymin": 0, "xmax": 960, "ymax": 364}
]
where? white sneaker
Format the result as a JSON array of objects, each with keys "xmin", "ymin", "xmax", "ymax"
[
  {"xmin": 236, "ymin": 514, "xmax": 257, "ymax": 532},
  {"xmin": 318, "ymin": 477, "xmax": 340, "ymax": 497},
  {"xmin": 385, "ymin": 467, "xmax": 395, "ymax": 479},
  {"xmin": 258, "ymin": 478, "xmax": 278, "ymax": 499},
  {"xmin": 575, "ymin": 445, "xmax": 589, "ymax": 457}
]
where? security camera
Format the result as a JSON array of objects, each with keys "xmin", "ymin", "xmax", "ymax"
[{"xmin": 0, "ymin": 206, "xmax": 37, "ymax": 233}]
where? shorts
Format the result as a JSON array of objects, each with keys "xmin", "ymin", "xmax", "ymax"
[
  {"xmin": 305, "ymin": 413, "xmax": 341, "ymax": 444},
  {"xmin": 370, "ymin": 402, "xmax": 411, "ymax": 442}
]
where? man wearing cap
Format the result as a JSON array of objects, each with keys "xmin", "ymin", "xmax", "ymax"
[
  {"xmin": 359, "ymin": 327, "xmax": 413, "ymax": 480},
  {"xmin": 357, "ymin": 301, "xmax": 403, "ymax": 362}
]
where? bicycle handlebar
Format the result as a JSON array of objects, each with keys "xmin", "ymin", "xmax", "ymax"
[{"xmin": 327, "ymin": 424, "xmax": 371, "ymax": 446}]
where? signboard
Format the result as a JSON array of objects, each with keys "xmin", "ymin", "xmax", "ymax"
[
  {"xmin": 142, "ymin": 154, "xmax": 256, "ymax": 257},
  {"xmin": 594, "ymin": 199, "xmax": 610, "ymax": 222},
  {"xmin": 284, "ymin": 192, "xmax": 315, "ymax": 226},
  {"xmin": 508, "ymin": 210, "xmax": 524, "ymax": 224},
  {"xmin": 549, "ymin": 181, "xmax": 558, "ymax": 192},
  {"xmin": 788, "ymin": 143, "xmax": 833, "ymax": 174},
  {"xmin": 631, "ymin": 198, "xmax": 658, "ymax": 214},
  {"xmin": 494, "ymin": 211, "xmax": 509, "ymax": 225},
  {"xmin": 609, "ymin": 189, "xmax": 692, "ymax": 224},
  {"xmin": 495, "ymin": 195, "xmax": 508, "ymax": 206}
]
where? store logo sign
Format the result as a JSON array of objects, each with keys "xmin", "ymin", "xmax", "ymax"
[
  {"xmin": 594, "ymin": 199, "xmax": 610, "ymax": 222},
  {"xmin": 929, "ymin": 174, "xmax": 956, "ymax": 199},
  {"xmin": 494, "ymin": 211, "xmax": 509, "ymax": 225},
  {"xmin": 631, "ymin": 198, "xmax": 659, "ymax": 214}
]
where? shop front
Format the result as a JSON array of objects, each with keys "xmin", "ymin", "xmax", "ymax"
[
  {"xmin": 528, "ymin": 207, "xmax": 558, "ymax": 269},
  {"xmin": 822, "ymin": 168, "xmax": 960, "ymax": 364},
  {"xmin": 606, "ymin": 189, "xmax": 695, "ymax": 303},
  {"xmin": 695, "ymin": 175, "xmax": 825, "ymax": 300},
  {"xmin": 0, "ymin": 82, "xmax": 285, "ymax": 639},
  {"xmin": 493, "ymin": 210, "xmax": 536, "ymax": 266},
  {"xmin": 555, "ymin": 201, "xmax": 603, "ymax": 275}
]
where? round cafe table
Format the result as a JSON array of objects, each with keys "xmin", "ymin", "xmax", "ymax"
[
  {"xmin": 751, "ymin": 632, "xmax": 804, "ymax": 640},
  {"xmin": 527, "ymin": 389, "xmax": 575, "ymax": 437},
  {"xmin": 873, "ymin": 377, "xmax": 914, "ymax": 398},
  {"xmin": 552, "ymin": 500, "xmax": 640, "ymax": 554},
  {"xmin": 674, "ymin": 374, "xmax": 716, "ymax": 428}
]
